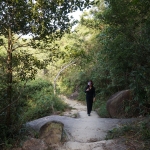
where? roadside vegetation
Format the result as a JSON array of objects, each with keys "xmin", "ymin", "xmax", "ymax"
[
  {"xmin": 0, "ymin": 78, "xmax": 68, "ymax": 149},
  {"xmin": 0, "ymin": 0, "xmax": 91, "ymax": 149},
  {"xmin": 105, "ymin": 118, "xmax": 150, "ymax": 150},
  {"xmin": 56, "ymin": 0, "xmax": 150, "ymax": 119},
  {"xmin": 0, "ymin": 0, "xmax": 150, "ymax": 149}
]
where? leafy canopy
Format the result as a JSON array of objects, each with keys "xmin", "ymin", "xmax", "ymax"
[{"xmin": 0, "ymin": 0, "xmax": 93, "ymax": 40}]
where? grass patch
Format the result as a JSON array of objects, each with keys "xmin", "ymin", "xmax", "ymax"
[
  {"xmin": 93, "ymin": 100, "xmax": 109, "ymax": 118},
  {"xmin": 105, "ymin": 117, "xmax": 150, "ymax": 150}
]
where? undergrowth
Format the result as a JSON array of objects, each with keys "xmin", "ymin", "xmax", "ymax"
[
  {"xmin": 93, "ymin": 100, "xmax": 109, "ymax": 118},
  {"xmin": 0, "ymin": 78, "xmax": 68, "ymax": 150},
  {"xmin": 105, "ymin": 117, "xmax": 150, "ymax": 150}
]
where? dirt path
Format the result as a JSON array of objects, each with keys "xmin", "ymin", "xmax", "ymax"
[
  {"xmin": 26, "ymin": 95, "xmax": 137, "ymax": 150},
  {"xmin": 61, "ymin": 95, "xmax": 87, "ymax": 118}
]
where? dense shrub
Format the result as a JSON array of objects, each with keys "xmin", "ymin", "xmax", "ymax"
[{"xmin": 0, "ymin": 78, "xmax": 67, "ymax": 149}]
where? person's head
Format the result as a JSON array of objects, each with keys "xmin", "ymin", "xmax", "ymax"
[{"xmin": 88, "ymin": 80, "xmax": 93, "ymax": 86}]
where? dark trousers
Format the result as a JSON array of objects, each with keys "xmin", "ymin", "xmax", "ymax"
[{"xmin": 86, "ymin": 97, "xmax": 93, "ymax": 114}]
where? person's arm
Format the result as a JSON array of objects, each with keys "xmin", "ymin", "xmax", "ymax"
[
  {"xmin": 93, "ymin": 87, "xmax": 96, "ymax": 102},
  {"xmin": 85, "ymin": 86, "xmax": 90, "ymax": 93}
]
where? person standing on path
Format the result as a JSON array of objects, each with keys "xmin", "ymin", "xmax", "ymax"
[{"xmin": 85, "ymin": 80, "xmax": 95, "ymax": 116}]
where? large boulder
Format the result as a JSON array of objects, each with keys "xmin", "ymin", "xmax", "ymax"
[
  {"xmin": 106, "ymin": 90, "xmax": 132, "ymax": 118},
  {"xmin": 21, "ymin": 121, "xmax": 64, "ymax": 150}
]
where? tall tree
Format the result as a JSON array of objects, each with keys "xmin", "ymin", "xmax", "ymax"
[
  {"xmin": 97, "ymin": 0, "xmax": 150, "ymax": 114},
  {"xmin": 62, "ymin": 0, "xmax": 150, "ymax": 115},
  {"xmin": 0, "ymin": 0, "xmax": 92, "ymax": 125}
]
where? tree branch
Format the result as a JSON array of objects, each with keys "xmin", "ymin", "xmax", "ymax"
[
  {"xmin": 53, "ymin": 60, "xmax": 76, "ymax": 94},
  {"xmin": 13, "ymin": 34, "xmax": 23, "ymax": 44},
  {"xmin": 12, "ymin": 43, "xmax": 29, "ymax": 51}
]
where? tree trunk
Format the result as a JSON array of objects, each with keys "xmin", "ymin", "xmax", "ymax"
[
  {"xmin": 53, "ymin": 60, "xmax": 75, "ymax": 94},
  {"xmin": 6, "ymin": 28, "xmax": 13, "ymax": 126}
]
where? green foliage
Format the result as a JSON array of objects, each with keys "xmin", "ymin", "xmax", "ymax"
[
  {"xmin": 0, "ymin": 78, "xmax": 67, "ymax": 149},
  {"xmin": 56, "ymin": 24, "xmax": 100, "ymax": 96},
  {"xmin": 73, "ymin": 0, "xmax": 150, "ymax": 117},
  {"xmin": 77, "ymin": 89, "xmax": 86, "ymax": 102},
  {"xmin": 18, "ymin": 79, "xmax": 67, "ymax": 122},
  {"xmin": 55, "ymin": 0, "xmax": 150, "ymax": 118},
  {"xmin": 98, "ymin": 0, "xmax": 150, "ymax": 115},
  {"xmin": 93, "ymin": 100, "xmax": 109, "ymax": 118},
  {"xmin": 105, "ymin": 118, "xmax": 150, "ymax": 149},
  {"xmin": 105, "ymin": 124, "xmax": 133, "ymax": 140},
  {"xmin": 0, "ymin": 0, "xmax": 93, "ymax": 127},
  {"xmin": 0, "ymin": 0, "xmax": 92, "ymax": 38},
  {"xmin": 13, "ymin": 50, "xmax": 49, "ymax": 81}
]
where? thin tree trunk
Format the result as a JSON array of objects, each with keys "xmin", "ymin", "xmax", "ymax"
[
  {"xmin": 6, "ymin": 28, "xmax": 13, "ymax": 126},
  {"xmin": 53, "ymin": 60, "xmax": 76, "ymax": 94}
]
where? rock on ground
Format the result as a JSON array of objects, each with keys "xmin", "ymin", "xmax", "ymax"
[{"xmin": 106, "ymin": 90, "xmax": 132, "ymax": 118}]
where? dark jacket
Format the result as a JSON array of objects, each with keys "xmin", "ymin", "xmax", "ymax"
[{"xmin": 85, "ymin": 85, "xmax": 95, "ymax": 99}]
